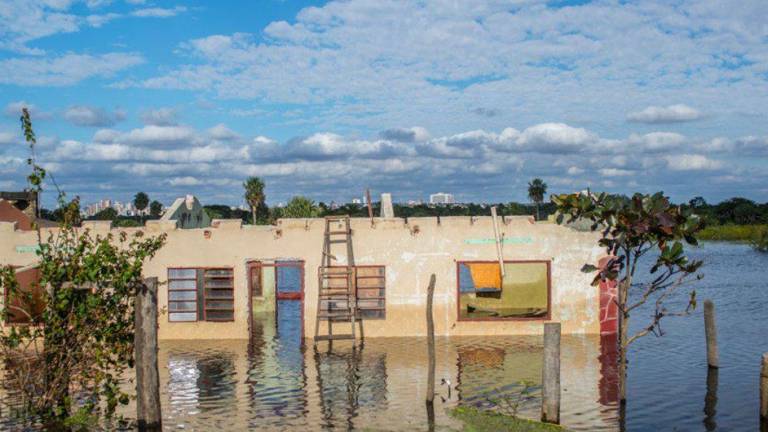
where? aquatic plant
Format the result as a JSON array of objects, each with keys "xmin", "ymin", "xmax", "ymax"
[
  {"xmin": 552, "ymin": 191, "xmax": 703, "ymax": 405},
  {"xmin": 752, "ymin": 228, "xmax": 768, "ymax": 253},
  {"xmin": 0, "ymin": 109, "xmax": 166, "ymax": 429}
]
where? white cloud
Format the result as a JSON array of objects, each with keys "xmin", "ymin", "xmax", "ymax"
[
  {"xmin": 207, "ymin": 124, "xmax": 239, "ymax": 141},
  {"xmin": 119, "ymin": 125, "xmax": 197, "ymax": 146},
  {"xmin": 140, "ymin": 108, "xmax": 178, "ymax": 126},
  {"xmin": 128, "ymin": 1, "xmax": 768, "ymax": 141},
  {"xmin": 599, "ymin": 168, "xmax": 634, "ymax": 177},
  {"xmin": 665, "ymin": 154, "xmax": 722, "ymax": 171},
  {"xmin": 64, "ymin": 105, "xmax": 125, "ymax": 127},
  {"xmin": 627, "ymin": 132, "xmax": 686, "ymax": 152},
  {"xmin": 0, "ymin": 53, "xmax": 144, "ymax": 86},
  {"xmin": 567, "ymin": 166, "xmax": 584, "ymax": 175},
  {"xmin": 3, "ymin": 101, "xmax": 51, "ymax": 119},
  {"xmin": 130, "ymin": 6, "xmax": 186, "ymax": 18},
  {"xmin": 0, "ymin": 132, "xmax": 17, "ymax": 145},
  {"xmin": 627, "ymin": 104, "xmax": 703, "ymax": 124},
  {"xmin": 516, "ymin": 123, "xmax": 600, "ymax": 153},
  {"xmin": 379, "ymin": 127, "xmax": 430, "ymax": 143}
]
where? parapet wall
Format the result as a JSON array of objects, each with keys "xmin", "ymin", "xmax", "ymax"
[{"xmin": 0, "ymin": 216, "xmax": 606, "ymax": 339}]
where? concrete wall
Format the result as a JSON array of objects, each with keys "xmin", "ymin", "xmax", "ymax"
[{"xmin": 0, "ymin": 216, "xmax": 605, "ymax": 340}]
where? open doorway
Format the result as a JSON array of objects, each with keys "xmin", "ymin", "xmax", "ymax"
[{"xmin": 248, "ymin": 260, "xmax": 305, "ymax": 346}]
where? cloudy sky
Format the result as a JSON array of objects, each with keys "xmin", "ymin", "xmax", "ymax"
[{"xmin": 0, "ymin": 0, "xmax": 766, "ymax": 208}]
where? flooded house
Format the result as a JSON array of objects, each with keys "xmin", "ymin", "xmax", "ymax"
[{"xmin": 0, "ymin": 214, "xmax": 617, "ymax": 341}]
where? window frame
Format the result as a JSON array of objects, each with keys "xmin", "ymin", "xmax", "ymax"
[
  {"xmin": 167, "ymin": 266, "xmax": 235, "ymax": 323},
  {"xmin": 167, "ymin": 267, "xmax": 199, "ymax": 322},
  {"xmin": 354, "ymin": 264, "xmax": 386, "ymax": 320},
  {"xmin": 455, "ymin": 260, "xmax": 552, "ymax": 322}
]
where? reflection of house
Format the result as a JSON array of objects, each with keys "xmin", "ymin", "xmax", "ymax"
[
  {"xmin": 1, "ymin": 216, "xmax": 616, "ymax": 341},
  {"xmin": 161, "ymin": 195, "xmax": 211, "ymax": 229}
]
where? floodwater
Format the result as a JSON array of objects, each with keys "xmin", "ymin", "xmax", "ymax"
[{"xmin": 1, "ymin": 242, "xmax": 766, "ymax": 431}]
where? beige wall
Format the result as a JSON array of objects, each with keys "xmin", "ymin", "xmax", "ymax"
[{"xmin": 0, "ymin": 216, "xmax": 605, "ymax": 340}]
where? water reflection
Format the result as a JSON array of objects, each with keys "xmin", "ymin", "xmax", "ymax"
[{"xmin": 703, "ymin": 367, "xmax": 718, "ymax": 431}]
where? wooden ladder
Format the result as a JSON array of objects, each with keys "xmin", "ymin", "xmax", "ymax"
[{"xmin": 314, "ymin": 216, "xmax": 358, "ymax": 344}]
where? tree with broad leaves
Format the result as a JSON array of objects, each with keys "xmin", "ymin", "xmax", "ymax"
[
  {"xmin": 527, "ymin": 178, "xmax": 547, "ymax": 221},
  {"xmin": 133, "ymin": 192, "xmax": 149, "ymax": 218},
  {"xmin": 552, "ymin": 191, "xmax": 704, "ymax": 405},
  {"xmin": 149, "ymin": 200, "xmax": 163, "ymax": 218},
  {"xmin": 243, "ymin": 177, "xmax": 265, "ymax": 225}
]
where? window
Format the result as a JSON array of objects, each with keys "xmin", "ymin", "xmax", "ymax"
[
  {"xmin": 457, "ymin": 261, "xmax": 550, "ymax": 320},
  {"xmin": 168, "ymin": 268, "xmax": 234, "ymax": 322},
  {"xmin": 168, "ymin": 268, "xmax": 197, "ymax": 322},
  {"xmin": 355, "ymin": 265, "xmax": 386, "ymax": 320}
]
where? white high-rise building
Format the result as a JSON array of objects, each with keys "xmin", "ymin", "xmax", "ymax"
[{"xmin": 429, "ymin": 192, "xmax": 455, "ymax": 205}]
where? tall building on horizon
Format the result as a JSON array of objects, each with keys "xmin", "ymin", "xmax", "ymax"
[{"xmin": 429, "ymin": 192, "xmax": 455, "ymax": 205}]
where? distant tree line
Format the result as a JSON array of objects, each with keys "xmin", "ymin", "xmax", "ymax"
[
  {"xmin": 37, "ymin": 180, "xmax": 768, "ymax": 228},
  {"xmin": 685, "ymin": 196, "xmax": 768, "ymax": 225}
]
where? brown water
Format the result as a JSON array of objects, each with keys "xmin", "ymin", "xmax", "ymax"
[{"xmin": 2, "ymin": 242, "xmax": 766, "ymax": 431}]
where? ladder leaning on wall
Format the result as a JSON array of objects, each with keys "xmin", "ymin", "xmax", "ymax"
[{"xmin": 314, "ymin": 215, "xmax": 360, "ymax": 344}]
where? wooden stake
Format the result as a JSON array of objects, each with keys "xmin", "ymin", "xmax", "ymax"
[
  {"xmin": 541, "ymin": 322, "xmax": 561, "ymax": 424},
  {"xmin": 761, "ymin": 353, "xmax": 768, "ymax": 423},
  {"xmin": 135, "ymin": 277, "xmax": 162, "ymax": 431},
  {"xmin": 490, "ymin": 206, "xmax": 505, "ymax": 278},
  {"xmin": 426, "ymin": 274, "xmax": 436, "ymax": 404},
  {"xmin": 365, "ymin": 188, "xmax": 374, "ymax": 223},
  {"xmin": 704, "ymin": 299, "xmax": 719, "ymax": 368},
  {"xmin": 703, "ymin": 367, "xmax": 718, "ymax": 431}
]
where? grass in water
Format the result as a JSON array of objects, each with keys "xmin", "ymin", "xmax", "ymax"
[
  {"xmin": 697, "ymin": 224, "xmax": 767, "ymax": 242},
  {"xmin": 450, "ymin": 407, "xmax": 567, "ymax": 432}
]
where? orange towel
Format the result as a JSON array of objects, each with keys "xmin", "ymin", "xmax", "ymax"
[{"xmin": 467, "ymin": 263, "xmax": 502, "ymax": 289}]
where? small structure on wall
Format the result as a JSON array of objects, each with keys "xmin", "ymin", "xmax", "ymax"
[
  {"xmin": 160, "ymin": 194, "xmax": 211, "ymax": 229},
  {"xmin": 0, "ymin": 191, "xmax": 38, "ymax": 219}
]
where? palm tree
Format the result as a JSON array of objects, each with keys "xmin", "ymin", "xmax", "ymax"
[
  {"xmin": 243, "ymin": 177, "xmax": 265, "ymax": 224},
  {"xmin": 527, "ymin": 178, "xmax": 547, "ymax": 221}
]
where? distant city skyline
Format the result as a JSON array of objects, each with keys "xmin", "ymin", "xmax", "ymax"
[{"xmin": 1, "ymin": 1, "xmax": 767, "ymax": 207}]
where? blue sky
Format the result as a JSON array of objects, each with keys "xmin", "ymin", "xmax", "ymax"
[{"xmin": 1, "ymin": 0, "xmax": 767, "ymax": 208}]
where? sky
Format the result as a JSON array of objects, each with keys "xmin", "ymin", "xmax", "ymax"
[{"xmin": 0, "ymin": 0, "xmax": 767, "ymax": 208}]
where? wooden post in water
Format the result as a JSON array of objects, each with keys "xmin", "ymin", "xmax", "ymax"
[
  {"xmin": 425, "ymin": 274, "xmax": 436, "ymax": 431},
  {"xmin": 135, "ymin": 277, "xmax": 162, "ymax": 431},
  {"xmin": 541, "ymin": 322, "xmax": 561, "ymax": 424},
  {"xmin": 761, "ymin": 353, "xmax": 768, "ymax": 425},
  {"xmin": 704, "ymin": 299, "xmax": 719, "ymax": 368}
]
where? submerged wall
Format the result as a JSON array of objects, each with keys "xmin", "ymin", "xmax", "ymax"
[{"xmin": 0, "ymin": 216, "xmax": 605, "ymax": 340}]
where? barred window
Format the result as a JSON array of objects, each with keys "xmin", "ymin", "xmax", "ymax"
[{"xmin": 355, "ymin": 265, "xmax": 386, "ymax": 320}]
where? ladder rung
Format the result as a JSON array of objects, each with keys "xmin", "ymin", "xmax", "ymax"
[
  {"xmin": 327, "ymin": 230, "xmax": 350, "ymax": 235},
  {"xmin": 315, "ymin": 334, "xmax": 355, "ymax": 341},
  {"xmin": 318, "ymin": 313, "xmax": 353, "ymax": 319},
  {"xmin": 328, "ymin": 239, "xmax": 349, "ymax": 244}
]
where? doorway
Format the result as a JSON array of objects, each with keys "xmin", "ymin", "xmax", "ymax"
[{"xmin": 248, "ymin": 260, "xmax": 305, "ymax": 346}]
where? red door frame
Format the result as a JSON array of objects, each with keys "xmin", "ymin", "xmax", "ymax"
[{"xmin": 247, "ymin": 260, "xmax": 305, "ymax": 341}]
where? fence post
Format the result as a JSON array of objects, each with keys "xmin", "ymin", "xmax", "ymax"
[
  {"xmin": 541, "ymin": 322, "xmax": 561, "ymax": 424},
  {"xmin": 136, "ymin": 277, "xmax": 162, "ymax": 431},
  {"xmin": 704, "ymin": 300, "xmax": 719, "ymax": 368},
  {"xmin": 760, "ymin": 353, "xmax": 768, "ymax": 425},
  {"xmin": 425, "ymin": 274, "xmax": 436, "ymax": 431}
]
